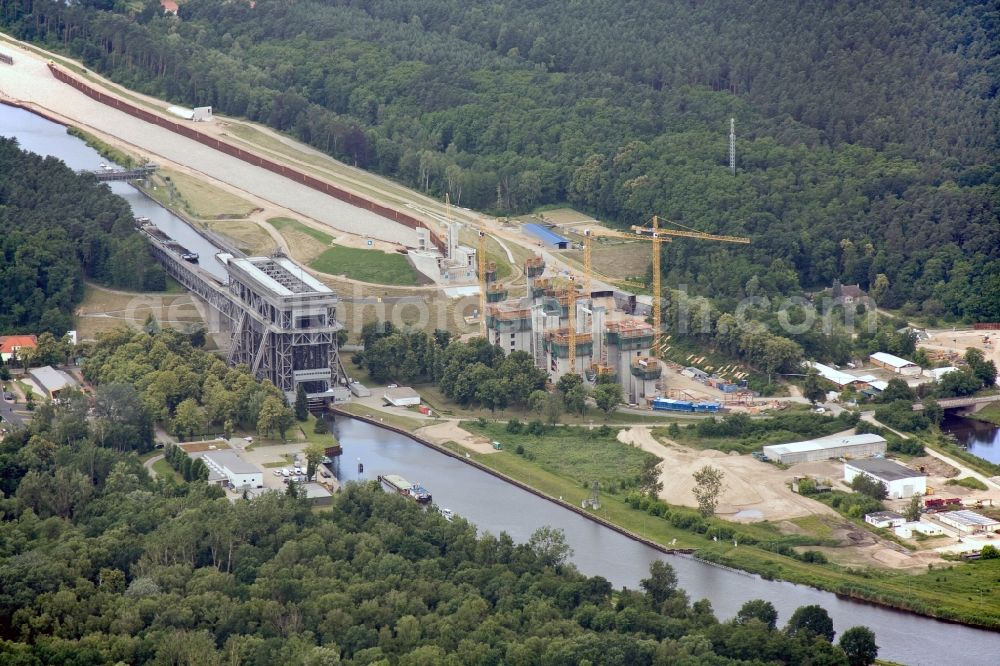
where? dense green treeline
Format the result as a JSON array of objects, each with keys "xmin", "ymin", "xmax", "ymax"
[
  {"xmin": 2, "ymin": 0, "xmax": 997, "ymax": 320},
  {"xmin": 82, "ymin": 328, "xmax": 294, "ymax": 441},
  {"xmin": 0, "ymin": 137, "xmax": 165, "ymax": 335},
  {"xmin": 0, "ymin": 331, "xmax": 877, "ymax": 664}
]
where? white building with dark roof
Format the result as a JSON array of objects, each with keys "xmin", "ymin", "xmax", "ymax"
[
  {"xmin": 844, "ymin": 458, "xmax": 926, "ymax": 499},
  {"xmin": 865, "ymin": 511, "xmax": 906, "ymax": 529}
]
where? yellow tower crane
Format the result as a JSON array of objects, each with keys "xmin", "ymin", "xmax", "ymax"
[
  {"xmin": 583, "ymin": 228, "xmax": 593, "ymax": 299},
  {"xmin": 627, "ymin": 216, "xmax": 750, "ymax": 354},
  {"xmin": 566, "ymin": 278, "xmax": 577, "ymax": 373}
]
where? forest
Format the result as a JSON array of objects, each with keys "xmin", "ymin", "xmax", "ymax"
[
  {"xmin": 0, "ymin": 332, "xmax": 879, "ymax": 664},
  {"xmin": 0, "ymin": 137, "xmax": 165, "ymax": 336},
  {"xmin": 1, "ymin": 0, "xmax": 996, "ymax": 321},
  {"xmin": 81, "ymin": 328, "xmax": 295, "ymax": 443}
]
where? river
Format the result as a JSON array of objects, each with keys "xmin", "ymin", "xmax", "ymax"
[
  {"xmin": 0, "ymin": 103, "xmax": 227, "ymax": 280},
  {"xmin": 332, "ymin": 416, "xmax": 1000, "ymax": 665},
  {"xmin": 5, "ymin": 100, "xmax": 1000, "ymax": 664},
  {"xmin": 943, "ymin": 413, "xmax": 1000, "ymax": 465}
]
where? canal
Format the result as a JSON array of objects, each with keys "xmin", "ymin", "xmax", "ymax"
[
  {"xmin": 0, "ymin": 103, "xmax": 227, "ymax": 280},
  {"xmin": 332, "ymin": 416, "xmax": 1000, "ymax": 666},
  {"xmin": 943, "ymin": 413, "xmax": 1000, "ymax": 465},
  {"xmin": 5, "ymin": 99, "xmax": 999, "ymax": 663}
]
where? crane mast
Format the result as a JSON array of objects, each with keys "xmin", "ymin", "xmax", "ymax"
[
  {"xmin": 628, "ymin": 216, "xmax": 750, "ymax": 355},
  {"xmin": 478, "ymin": 229, "xmax": 488, "ymax": 338},
  {"xmin": 567, "ymin": 281, "xmax": 577, "ymax": 373}
]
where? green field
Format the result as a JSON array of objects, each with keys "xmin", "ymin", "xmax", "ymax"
[
  {"xmin": 465, "ymin": 422, "xmax": 656, "ymax": 490},
  {"xmin": 266, "ymin": 217, "xmax": 422, "ymax": 285},
  {"xmin": 309, "ymin": 245, "xmax": 421, "ymax": 285}
]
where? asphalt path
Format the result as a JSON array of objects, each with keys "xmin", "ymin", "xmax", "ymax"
[{"xmin": 0, "ymin": 397, "xmax": 26, "ymax": 429}]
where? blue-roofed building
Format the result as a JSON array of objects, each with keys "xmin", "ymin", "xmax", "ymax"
[{"xmin": 523, "ymin": 223, "xmax": 570, "ymax": 249}]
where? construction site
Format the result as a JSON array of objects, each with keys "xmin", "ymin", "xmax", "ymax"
[{"xmin": 481, "ymin": 217, "xmax": 751, "ymax": 404}]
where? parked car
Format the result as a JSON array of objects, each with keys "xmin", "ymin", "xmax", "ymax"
[
  {"xmin": 3, "ymin": 392, "xmax": 14, "ymax": 401},
  {"xmin": 387, "ymin": 383, "xmax": 398, "ymax": 389},
  {"xmin": 273, "ymin": 470, "xmax": 281, "ymax": 476}
]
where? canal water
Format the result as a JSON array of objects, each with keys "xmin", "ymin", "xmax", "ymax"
[
  {"xmin": 0, "ymin": 103, "xmax": 227, "ymax": 280},
  {"xmin": 332, "ymin": 416, "xmax": 1000, "ymax": 665},
  {"xmin": 4, "ymin": 100, "xmax": 999, "ymax": 663},
  {"xmin": 943, "ymin": 413, "xmax": 1000, "ymax": 465}
]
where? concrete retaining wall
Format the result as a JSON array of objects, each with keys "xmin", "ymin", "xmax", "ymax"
[{"xmin": 47, "ymin": 64, "xmax": 446, "ymax": 253}]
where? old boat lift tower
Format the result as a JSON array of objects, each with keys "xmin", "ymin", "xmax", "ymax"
[{"xmin": 138, "ymin": 222, "xmax": 346, "ymax": 403}]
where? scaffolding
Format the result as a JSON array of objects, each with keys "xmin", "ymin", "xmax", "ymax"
[
  {"xmin": 605, "ymin": 320, "xmax": 655, "ymax": 351},
  {"xmin": 630, "ymin": 355, "xmax": 662, "ymax": 380}
]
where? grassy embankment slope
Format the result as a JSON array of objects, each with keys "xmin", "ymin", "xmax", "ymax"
[
  {"xmin": 266, "ymin": 217, "xmax": 422, "ymax": 285},
  {"xmin": 968, "ymin": 402, "xmax": 1000, "ymax": 426}
]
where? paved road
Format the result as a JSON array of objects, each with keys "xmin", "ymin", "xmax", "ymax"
[{"xmin": 0, "ymin": 397, "xmax": 26, "ymax": 429}]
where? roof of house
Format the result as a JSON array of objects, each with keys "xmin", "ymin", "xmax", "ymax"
[
  {"xmin": 870, "ymin": 352, "xmax": 917, "ymax": 369},
  {"xmin": 0, "ymin": 335, "xmax": 37, "ymax": 355},
  {"xmin": 846, "ymin": 458, "xmax": 922, "ymax": 482},
  {"xmin": 160, "ymin": 1, "xmax": 179, "ymax": 14},
  {"xmin": 929, "ymin": 366, "xmax": 958, "ymax": 379},
  {"xmin": 28, "ymin": 366, "xmax": 76, "ymax": 393},
  {"xmin": 763, "ymin": 433, "xmax": 886, "ymax": 456},
  {"xmin": 384, "ymin": 386, "xmax": 420, "ymax": 401},
  {"xmin": 866, "ymin": 511, "xmax": 904, "ymax": 522},
  {"xmin": 840, "ymin": 284, "xmax": 866, "ymax": 298}
]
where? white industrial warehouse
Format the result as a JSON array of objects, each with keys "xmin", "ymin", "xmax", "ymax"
[
  {"xmin": 844, "ymin": 458, "xmax": 926, "ymax": 499},
  {"xmin": 869, "ymin": 352, "xmax": 921, "ymax": 376},
  {"xmin": 203, "ymin": 450, "xmax": 264, "ymax": 489},
  {"xmin": 937, "ymin": 510, "xmax": 1000, "ymax": 535},
  {"xmin": 384, "ymin": 386, "xmax": 421, "ymax": 407},
  {"xmin": 762, "ymin": 433, "xmax": 887, "ymax": 465}
]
